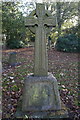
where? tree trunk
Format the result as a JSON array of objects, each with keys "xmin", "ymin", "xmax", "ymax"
[{"xmin": 56, "ymin": 2, "xmax": 62, "ymax": 37}]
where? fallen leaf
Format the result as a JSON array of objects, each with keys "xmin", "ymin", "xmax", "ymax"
[{"xmin": 9, "ymin": 77, "xmax": 14, "ymax": 80}]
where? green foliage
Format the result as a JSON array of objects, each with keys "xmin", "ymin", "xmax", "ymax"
[
  {"xmin": 7, "ymin": 40, "xmax": 25, "ymax": 49},
  {"xmin": 56, "ymin": 2, "xmax": 78, "ymax": 36},
  {"xmin": 2, "ymin": 2, "xmax": 26, "ymax": 49},
  {"xmin": 50, "ymin": 31, "xmax": 58, "ymax": 43},
  {"xmin": 2, "ymin": 2, "xmax": 36, "ymax": 48},
  {"xmin": 55, "ymin": 34, "xmax": 80, "ymax": 52},
  {"xmin": 2, "ymin": 2, "xmax": 79, "ymax": 49},
  {"xmin": 26, "ymin": 29, "xmax": 35, "ymax": 42}
]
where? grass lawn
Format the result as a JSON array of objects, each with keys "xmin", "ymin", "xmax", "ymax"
[{"xmin": 2, "ymin": 47, "xmax": 79, "ymax": 119}]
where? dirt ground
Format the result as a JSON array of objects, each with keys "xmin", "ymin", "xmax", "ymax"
[{"xmin": 2, "ymin": 47, "xmax": 79, "ymax": 119}]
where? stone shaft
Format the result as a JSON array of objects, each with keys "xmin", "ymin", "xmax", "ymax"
[{"xmin": 25, "ymin": 3, "xmax": 56, "ymax": 76}]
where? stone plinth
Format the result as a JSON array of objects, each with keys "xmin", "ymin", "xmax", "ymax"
[
  {"xmin": 22, "ymin": 73, "xmax": 61, "ymax": 112},
  {"xmin": 15, "ymin": 73, "xmax": 68, "ymax": 118}
]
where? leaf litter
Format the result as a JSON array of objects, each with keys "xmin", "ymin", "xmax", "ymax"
[{"xmin": 2, "ymin": 47, "xmax": 79, "ymax": 119}]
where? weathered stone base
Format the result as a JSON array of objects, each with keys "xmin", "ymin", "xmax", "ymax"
[
  {"xmin": 15, "ymin": 73, "xmax": 68, "ymax": 118},
  {"xmin": 15, "ymin": 99, "xmax": 68, "ymax": 118}
]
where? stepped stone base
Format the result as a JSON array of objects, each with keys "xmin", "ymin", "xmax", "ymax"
[
  {"xmin": 15, "ymin": 73, "xmax": 68, "ymax": 118},
  {"xmin": 15, "ymin": 100, "xmax": 68, "ymax": 118}
]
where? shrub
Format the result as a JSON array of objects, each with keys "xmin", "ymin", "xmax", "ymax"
[
  {"xmin": 55, "ymin": 34, "xmax": 80, "ymax": 52},
  {"xmin": 7, "ymin": 40, "xmax": 25, "ymax": 49}
]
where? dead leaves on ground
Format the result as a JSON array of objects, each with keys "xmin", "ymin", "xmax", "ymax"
[{"xmin": 2, "ymin": 47, "xmax": 79, "ymax": 119}]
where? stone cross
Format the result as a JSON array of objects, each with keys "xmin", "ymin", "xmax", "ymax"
[{"xmin": 25, "ymin": 3, "xmax": 56, "ymax": 76}]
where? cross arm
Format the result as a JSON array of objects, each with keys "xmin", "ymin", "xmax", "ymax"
[
  {"xmin": 44, "ymin": 17, "xmax": 56, "ymax": 27},
  {"xmin": 25, "ymin": 17, "xmax": 38, "ymax": 27}
]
